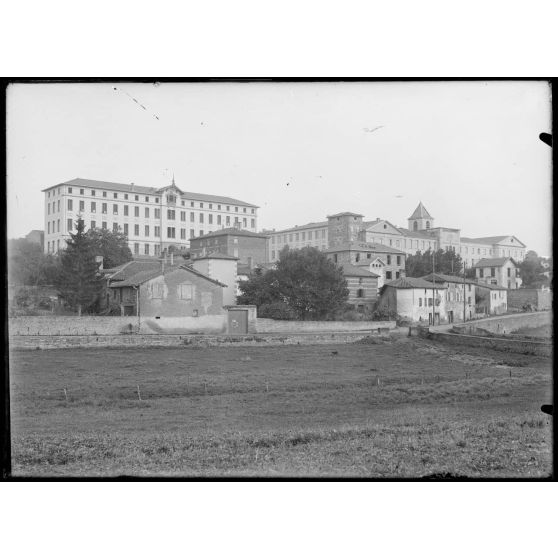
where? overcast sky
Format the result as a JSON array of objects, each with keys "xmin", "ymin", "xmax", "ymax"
[{"xmin": 7, "ymin": 81, "xmax": 552, "ymax": 256}]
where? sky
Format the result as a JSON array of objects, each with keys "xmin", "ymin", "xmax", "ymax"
[{"xmin": 6, "ymin": 80, "xmax": 553, "ymax": 256}]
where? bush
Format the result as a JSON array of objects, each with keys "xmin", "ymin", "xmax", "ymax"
[
  {"xmin": 371, "ymin": 307, "xmax": 398, "ymax": 321},
  {"xmin": 258, "ymin": 301, "xmax": 298, "ymax": 320}
]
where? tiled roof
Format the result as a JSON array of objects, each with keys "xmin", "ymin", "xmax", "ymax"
[
  {"xmin": 193, "ymin": 252, "xmax": 239, "ymax": 261},
  {"xmin": 362, "ymin": 219, "xmax": 402, "ymax": 232},
  {"xmin": 396, "ymin": 227, "xmax": 436, "ymax": 240},
  {"xmin": 43, "ymin": 178, "xmax": 258, "ymax": 207},
  {"xmin": 421, "ymin": 272, "xmax": 477, "ymax": 285},
  {"xmin": 408, "ymin": 202, "xmax": 433, "ymax": 220},
  {"xmin": 109, "ymin": 264, "xmax": 227, "ymax": 288},
  {"xmin": 341, "ymin": 263, "xmax": 380, "ymax": 278},
  {"xmin": 325, "ymin": 241, "xmax": 406, "ymax": 255},
  {"xmin": 327, "ymin": 211, "xmax": 364, "ymax": 219},
  {"xmin": 472, "ymin": 257, "xmax": 516, "ymax": 268},
  {"xmin": 475, "ymin": 283, "xmax": 508, "ymax": 291},
  {"xmin": 105, "ymin": 260, "xmax": 162, "ymax": 281},
  {"xmin": 270, "ymin": 221, "xmax": 328, "ymax": 234},
  {"xmin": 385, "ymin": 277, "xmax": 446, "ymax": 289},
  {"xmin": 193, "ymin": 228, "xmax": 269, "ymax": 240}
]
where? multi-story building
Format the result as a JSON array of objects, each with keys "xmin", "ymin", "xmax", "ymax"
[
  {"xmin": 473, "ymin": 257, "xmax": 522, "ymax": 289},
  {"xmin": 189, "ymin": 228, "xmax": 269, "ymax": 268},
  {"xmin": 266, "ymin": 202, "xmax": 526, "ymax": 268},
  {"xmin": 42, "ymin": 177, "xmax": 259, "ymax": 257},
  {"xmin": 421, "ymin": 272, "xmax": 477, "ymax": 322}
]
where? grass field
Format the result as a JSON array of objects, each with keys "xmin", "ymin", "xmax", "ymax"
[{"xmin": 9, "ymin": 336, "xmax": 553, "ymax": 477}]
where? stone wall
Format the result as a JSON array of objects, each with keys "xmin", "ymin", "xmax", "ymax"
[
  {"xmin": 425, "ymin": 330, "xmax": 551, "ymax": 357},
  {"xmin": 508, "ymin": 288, "xmax": 552, "ymax": 311},
  {"xmin": 256, "ymin": 318, "xmax": 395, "ymax": 333},
  {"xmin": 452, "ymin": 311, "xmax": 552, "ymax": 336},
  {"xmin": 8, "ymin": 316, "xmax": 140, "ymax": 336}
]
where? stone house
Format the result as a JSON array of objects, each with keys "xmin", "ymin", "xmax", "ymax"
[
  {"xmin": 473, "ymin": 257, "xmax": 521, "ymax": 289},
  {"xmin": 421, "ymin": 272, "xmax": 476, "ymax": 322},
  {"xmin": 376, "ymin": 277, "xmax": 448, "ymax": 325},
  {"xmin": 341, "ymin": 263, "xmax": 380, "ymax": 313},
  {"xmin": 474, "ymin": 284, "xmax": 508, "ymax": 316},
  {"xmin": 189, "ymin": 227, "xmax": 269, "ymax": 268},
  {"xmin": 189, "ymin": 253, "xmax": 238, "ymax": 306}
]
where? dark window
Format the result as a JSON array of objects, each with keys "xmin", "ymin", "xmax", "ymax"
[
  {"xmin": 113, "ymin": 204, "xmax": 118, "ymax": 215},
  {"xmin": 387, "ymin": 255, "xmax": 391, "ymax": 265},
  {"xmin": 134, "ymin": 206, "xmax": 139, "ymax": 217},
  {"xmin": 124, "ymin": 194, "xmax": 128, "ymax": 200},
  {"xmin": 102, "ymin": 221, "xmax": 107, "ymax": 230},
  {"xmin": 123, "ymin": 224, "xmax": 128, "ymax": 235},
  {"xmin": 91, "ymin": 202, "xmax": 96, "ymax": 213},
  {"xmin": 491, "ymin": 267, "xmax": 496, "ymax": 277},
  {"xmin": 397, "ymin": 256, "xmax": 401, "ymax": 265},
  {"xmin": 102, "ymin": 203, "xmax": 107, "ymax": 214},
  {"xmin": 124, "ymin": 205, "xmax": 128, "ymax": 216},
  {"xmin": 103, "ymin": 191, "xmax": 107, "ymax": 198},
  {"xmin": 113, "ymin": 223, "xmax": 118, "ymax": 232},
  {"xmin": 145, "ymin": 207, "xmax": 149, "ymax": 218},
  {"xmin": 67, "ymin": 199, "xmax": 73, "ymax": 211},
  {"xmin": 145, "ymin": 225, "xmax": 149, "ymax": 237},
  {"xmin": 385, "ymin": 271, "xmax": 392, "ymax": 280},
  {"xmin": 114, "ymin": 193, "xmax": 118, "ymax": 199},
  {"xmin": 91, "ymin": 220, "xmax": 96, "ymax": 229},
  {"xmin": 134, "ymin": 224, "xmax": 139, "ymax": 235}
]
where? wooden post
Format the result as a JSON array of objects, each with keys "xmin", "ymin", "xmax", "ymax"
[
  {"xmin": 63, "ymin": 388, "xmax": 68, "ymax": 402},
  {"xmin": 204, "ymin": 381, "xmax": 207, "ymax": 395},
  {"xmin": 137, "ymin": 385, "xmax": 142, "ymax": 401},
  {"xmin": 266, "ymin": 381, "xmax": 269, "ymax": 393}
]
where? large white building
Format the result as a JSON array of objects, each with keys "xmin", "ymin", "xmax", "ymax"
[
  {"xmin": 43, "ymin": 178, "xmax": 259, "ymax": 256},
  {"xmin": 265, "ymin": 202, "xmax": 526, "ymax": 268}
]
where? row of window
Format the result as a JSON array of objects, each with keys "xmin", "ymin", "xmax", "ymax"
[
  {"xmin": 51, "ymin": 187, "xmax": 256, "ymax": 213},
  {"xmin": 272, "ymin": 230, "xmax": 327, "ymax": 244}
]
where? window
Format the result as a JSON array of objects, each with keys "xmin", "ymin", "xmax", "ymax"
[
  {"xmin": 154, "ymin": 226, "xmax": 160, "ymax": 237},
  {"xmin": 145, "ymin": 196, "xmax": 149, "ymax": 202},
  {"xmin": 134, "ymin": 206, "xmax": 139, "ymax": 217},
  {"xmin": 91, "ymin": 190, "xmax": 96, "ymax": 197},
  {"xmin": 251, "ymin": 208, "xmax": 255, "ymax": 214},
  {"xmin": 235, "ymin": 207, "xmax": 238, "ymax": 212},
  {"xmin": 271, "ymin": 250, "xmax": 276, "ymax": 260},
  {"xmin": 200, "ymin": 203, "xmax": 204, "ymax": 208},
  {"xmin": 218, "ymin": 205, "xmax": 221, "ymax": 210},
  {"xmin": 419, "ymin": 298, "xmax": 422, "ymax": 307},
  {"xmin": 113, "ymin": 223, "xmax": 118, "ymax": 232},
  {"xmin": 178, "ymin": 283, "xmax": 194, "ymax": 300},
  {"xmin": 295, "ymin": 233, "xmax": 299, "ymax": 241},
  {"xmin": 507, "ymin": 268, "xmax": 511, "ymax": 277},
  {"xmin": 68, "ymin": 199, "xmax": 73, "ymax": 211},
  {"xmin": 100, "ymin": 191, "xmax": 106, "ymax": 198},
  {"xmin": 190, "ymin": 212, "xmax": 195, "ymax": 221},
  {"xmin": 91, "ymin": 202, "xmax": 96, "ymax": 213},
  {"xmin": 57, "ymin": 200, "xmax": 60, "ymax": 212},
  {"xmin": 134, "ymin": 224, "xmax": 139, "ymax": 235},
  {"xmin": 124, "ymin": 205, "xmax": 128, "ymax": 216},
  {"xmin": 135, "ymin": 195, "xmax": 139, "ymax": 201},
  {"xmin": 79, "ymin": 188, "xmax": 84, "ymax": 195},
  {"xmin": 289, "ymin": 234, "xmax": 293, "ymax": 242},
  {"xmin": 145, "ymin": 225, "xmax": 149, "ymax": 237},
  {"xmin": 124, "ymin": 194, "xmax": 128, "ymax": 200},
  {"xmin": 385, "ymin": 271, "xmax": 392, "ymax": 280},
  {"xmin": 226, "ymin": 206, "xmax": 230, "ymax": 211},
  {"xmin": 155, "ymin": 197, "xmax": 159, "ymax": 203},
  {"xmin": 357, "ymin": 289, "xmax": 364, "ymax": 298},
  {"xmin": 180, "ymin": 229, "xmax": 186, "ymax": 239},
  {"xmin": 113, "ymin": 204, "xmax": 118, "ymax": 215},
  {"xmin": 181, "ymin": 201, "xmax": 185, "ymax": 206},
  {"xmin": 468, "ymin": 297, "xmax": 471, "ymax": 305},
  {"xmin": 134, "ymin": 243, "xmax": 139, "ymax": 255},
  {"xmin": 387, "ymin": 255, "xmax": 391, "ymax": 265},
  {"xmin": 144, "ymin": 244, "xmax": 150, "ymax": 255},
  {"xmin": 355, "ymin": 253, "xmax": 360, "ymax": 262},
  {"xmin": 145, "ymin": 207, "xmax": 149, "ymax": 218},
  {"xmin": 181, "ymin": 211, "xmax": 186, "ymax": 221},
  {"xmin": 167, "ymin": 227, "xmax": 176, "ymax": 238},
  {"xmin": 67, "ymin": 219, "xmax": 73, "ymax": 231},
  {"xmin": 480, "ymin": 269, "xmax": 484, "ymax": 278},
  {"xmin": 396, "ymin": 271, "xmax": 400, "ymax": 279},
  {"xmin": 48, "ymin": 204, "xmax": 50, "ymax": 215},
  {"xmin": 226, "ymin": 216, "xmax": 230, "ymax": 226},
  {"xmin": 199, "ymin": 213, "xmax": 204, "ymax": 223},
  {"xmin": 102, "ymin": 222, "xmax": 107, "ymax": 230},
  {"xmin": 191, "ymin": 202, "xmax": 194, "ymax": 207},
  {"xmin": 428, "ymin": 298, "xmax": 433, "ymax": 307},
  {"xmin": 397, "ymin": 256, "xmax": 401, "ymax": 265},
  {"xmin": 113, "ymin": 193, "xmax": 118, "ymax": 199},
  {"xmin": 217, "ymin": 215, "xmax": 222, "ymax": 225},
  {"xmin": 48, "ymin": 222, "xmax": 50, "ymax": 234},
  {"xmin": 426, "ymin": 221, "xmax": 430, "ymax": 229},
  {"xmin": 68, "ymin": 187, "xmax": 72, "ymax": 194},
  {"xmin": 190, "ymin": 229, "xmax": 195, "ymax": 239},
  {"xmin": 154, "ymin": 245, "xmax": 161, "ymax": 256},
  {"xmin": 102, "ymin": 203, "xmax": 107, "ymax": 214},
  {"xmin": 209, "ymin": 214, "xmax": 213, "ymax": 224},
  {"xmin": 123, "ymin": 223, "xmax": 128, "ymax": 235},
  {"xmin": 243, "ymin": 218, "xmax": 247, "ymax": 227},
  {"xmin": 155, "ymin": 208, "xmax": 160, "ymax": 219},
  {"xmin": 233, "ymin": 237, "xmax": 238, "ymax": 244},
  {"xmin": 491, "ymin": 267, "xmax": 496, "ymax": 277}
]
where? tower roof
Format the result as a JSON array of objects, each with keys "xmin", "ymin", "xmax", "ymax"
[{"xmin": 408, "ymin": 202, "xmax": 433, "ymax": 220}]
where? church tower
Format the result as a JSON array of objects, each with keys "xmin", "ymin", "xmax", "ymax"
[{"xmin": 408, "ymin": 202, "xmax": 434, "ymax": 232}]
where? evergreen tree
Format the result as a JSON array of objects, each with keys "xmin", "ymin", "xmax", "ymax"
[
  {"xmin": 85, "ymin": 226, "xmax": 132, "ymax": 269},
  {"xmin": 405, "ymin": 248, "xmax": 464, "ymax": 277},
  {"xmin": 55, "ymin": 219, "xmax": 104, "ymax": 315}
]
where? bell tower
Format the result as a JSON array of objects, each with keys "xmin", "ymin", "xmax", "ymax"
[{"xmin": 408, "ymin": 202, "xmax": 434, "ymax": 231}]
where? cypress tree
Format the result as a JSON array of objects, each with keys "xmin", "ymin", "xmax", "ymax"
[{"xmin": 56, "ymin": 218, "xmax": 104, "ymax": 316}]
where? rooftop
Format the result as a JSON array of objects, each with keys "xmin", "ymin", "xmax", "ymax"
[
  {"xmin": 341, "ymin": 263, "xmax": 380, "ymax": 278},
  {"xmin": 327, "ymin": 212, "xmax": 364, "ymax": 219},
  {"xmin": 384, "ymin": 277, "xmax": 446, "ymax": 289},
  {"xmin": 472, "ymin": 257, "xmax": 517, "ymax": 268},
  {"xmin": 325, "ymin": 241, "xmax": 406, "ymax": 255},
  {"xmin": 44, "ymin": 178, "xmax": 259, "ymax": 208},
  {"xmin": 193, "ymin": 252, "xmax": 239, "ymax": 261},
  {"xmin": 408, "ymin": 202, "xmax": 433, "ymax": 221},
  {"xmin": 192, "ymin": 227, "xmax": 269, "ymax": 240},
  {"xmin": 270, "ymin": 221, "xmax": 329, "ymax": 234},
  {"xmin": 421, "ymin": 272, "xmax": 477, "ymax": 285}
]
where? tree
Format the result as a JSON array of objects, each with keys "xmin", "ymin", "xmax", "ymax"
[
  {"xmin": 84, "ymin": 226, "xmax": 133, "ymax": 269},
  {"xmin": 405, "ymin": 248, "xmax": 464, "ymax": 277},
  {"xmin": 8, "ymin": 238, "xmax": 61, "ymax": 286},
  {"xmin": 518, "ymin": 251, "xmax": 548, "ymax": 288},
  {"xmin": 238, "ymin": 247, "xmax": 349, "ymax": 320},
  {"xmin": 55, "ymin": 219, "xmax": 104, "ymax": 316}
]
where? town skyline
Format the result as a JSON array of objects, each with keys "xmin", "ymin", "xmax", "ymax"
[{"xmin": 7, "ymin": 81, "xmax": 552, "ymax": 256}]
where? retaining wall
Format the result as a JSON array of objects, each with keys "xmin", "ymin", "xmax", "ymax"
[
  {"xmin": 256, "ymin": 319, "xmax": 396, "ymax": 333},
  {"xmin": 8, "ymin": 316, "xmax": 140, "ymax": 336},
  {"xmin": 425, "ymin": 330, "xmax": 552, "ymax": 357},
  {"xmin": 452, "ymin": 311, "xmax": 552, "ymax": 336},
  {"xmin": 8, "ymin": 331, "xmax": 387, "ymax": 351}
]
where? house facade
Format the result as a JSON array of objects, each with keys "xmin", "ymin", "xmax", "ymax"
[
  {"xmin": 473, "ymin": 257, "xmax": 521, "ymax": 289},
  {"xmin": 376, "ymin": 277, "xmax": 448, "ymax": 324},
  {"xmin": 421, "ymin": 272, "xmax": 476, "ymax": 322},
  {"xmin": 341, "ymin": 263, "xmax": 379, "ymax": 313},
  {"xmin": 474, "ymin": 284, "xmax": 508, "ymax": 316},
  {"xmin": 189, "ymin": 228, "xmax": 269, "ymax": 268},
  {"xmin": 42, "ymin": 177, "xmax": 259, "ymax": 256}
]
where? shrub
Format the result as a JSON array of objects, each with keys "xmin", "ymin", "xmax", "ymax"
[
  {"xmin": 258, "ymin": 301, "xmax": 298, "ymax": 320},
  {"xmin": 371, "ymin": 307, "xmax": 398, "ymax": 321}
]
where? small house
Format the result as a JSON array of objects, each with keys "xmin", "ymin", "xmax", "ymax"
[{"xmin": 341, "ymin": 263, "xmax": 380, "ymax": 313}]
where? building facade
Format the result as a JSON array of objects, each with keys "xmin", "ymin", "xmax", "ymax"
[
  {"xmin": 342, "ymin": 264, "xmax": 379, "ymax": 313},
  {"xmin": 421, "ymin": 272, "xmax": 476, "ymax": 322},
  {"xmin": 473, "ymin": 257, "xmax": 522, "ymax": 289},
  {"xmin": 265, "ymin": 202, "xmax": 526, "ymax": 268},
  {"xmin": 43, "ymin": 177, "xmax": 259, "ymax": 256},
  {"xmin": 189, "ymin": 228, "xmax": 269, "ymax": 267}
]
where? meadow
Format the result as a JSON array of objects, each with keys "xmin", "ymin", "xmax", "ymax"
[{"xmin": 9, "ymin": 336, "xmax": 553, "ymax": 477}]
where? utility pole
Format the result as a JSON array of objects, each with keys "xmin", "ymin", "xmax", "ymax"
[
  {"xmin": 432, "ymin": 250, "xmax": 436, "ymax": 325},
  {"xmin": 463, "ymin": 260, "xmax": 466, "ymax": 322}
]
